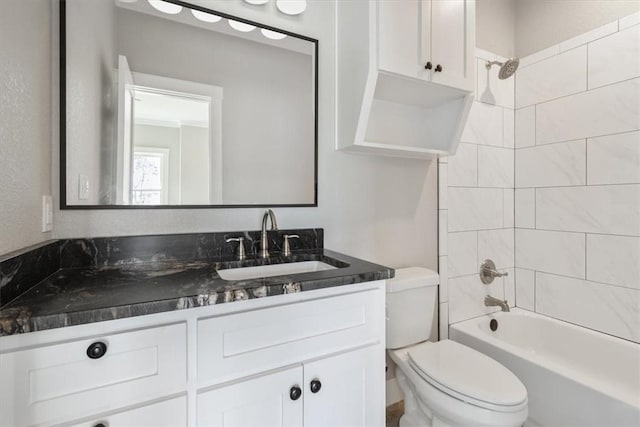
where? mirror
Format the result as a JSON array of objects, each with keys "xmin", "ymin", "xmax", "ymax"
[{"xmin": 61, "ymin": 0, "xmax": 317, "ymax": 208}]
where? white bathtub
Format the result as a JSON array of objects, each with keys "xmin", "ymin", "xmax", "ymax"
[{"xmin": 450, "ymin": 309, "xmax": 640, "ymax": 427}]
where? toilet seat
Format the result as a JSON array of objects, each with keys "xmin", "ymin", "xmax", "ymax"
[{"xmin": 407, "ymin": 340, "xmax": 528, "ymax": 412}]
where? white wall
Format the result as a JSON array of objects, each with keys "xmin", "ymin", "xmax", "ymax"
[
  {"xmin": 65, "ymin": 0, "xmax": 117, "ymax": 204},
  {"xmin": 439, "ymin": 49, "xmax": 516, "ymax": 338},
  {"xmin": 476, "ymin": 0, "xmax": 515, "ymax": 58},
  {"xmin": 513, "ymin": 15, "xmax": 640, "ymax": 343},
  {"xmin": 0, "ymin": 1, "xmax": 52, "ymax": 256},
  {"xmin": 515, "ymin": 0, "xmax": 640, "ymax": 57},
  {"xmin": 53, "ymin": 0, "xmax": 439, "ymax": 271}
]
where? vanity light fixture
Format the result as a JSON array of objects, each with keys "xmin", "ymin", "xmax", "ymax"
[
  {"xmin": 261, "ymin": 29, "xmax": 287, "ymax": 40},
  {"xmin": 228, "ymin": 19, "xmax": 257, "ymax": 32},
  {"xmin": 276, "ymin": 0, "xmax": 307, "ymax": 16},
  {"xmin": 191, "ymin": 9, "xmax": 222, "ymax": 23},
  {"xmin": 148, "ymin": 0, "xmax": 182, "ymax": 14}
]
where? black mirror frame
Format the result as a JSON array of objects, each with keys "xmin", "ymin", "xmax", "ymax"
[{"xmin": 60, "ymin": 0, "xmax": 318, "ymax": 210}]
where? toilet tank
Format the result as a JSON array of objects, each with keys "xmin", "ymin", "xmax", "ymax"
[{"xmin": 386, "ymin": 267, "xmax": 439, "ymax": 349}]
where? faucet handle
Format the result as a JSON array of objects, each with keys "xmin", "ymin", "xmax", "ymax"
[
  {"xmin": 226, "ymin": 237, "xmax": 246, "ymax": 260},
  {"xmin": 480, "ymin": 259, "xmax": 508, "ymax": 284},
  {"xmin": 283, "ymin": 234, "xmax": 299, "ymax": 257}
]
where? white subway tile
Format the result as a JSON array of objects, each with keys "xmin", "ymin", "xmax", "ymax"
[
  {"xmin": 516, "ymin": 229, "xmax": 586, "ymax": 278},
  {"xmin": 515, "ymin": 106, "xmax": 535, "ymax": 148},
  {"xmin": 503, "ymin": 268, "xmax": 516, "ymax": 308},
  {"xmin": 619, "ymin": 10, "xmax": 640, "ymax": 30},
  {"xmin": 477, "ymin": 59, "xmax": 515, "ymax": 109},
  {"xmin": 587, "ymin": 234, "xmax": 640, "ymax": 289},
  {"xmin": 587, "ymin": 131, "xmax": 640, "ymax": 185},
  {"xmin": 519, "ymin": 44, "xmax": 560, "ymax": 69},
  {"xmin": 461, "ymin": 101, "xmax": 504, "ymax": 146},
  {"xmin": 448, "ymin": 232, "xmax": 478, "ymax": 278},
  {"xmin": 478, "ymin": 146, "xmax": 514, "ymax": 188},
  {"xmin": 439, "ymin": 163, "xmax": 448, "ymax": 209},
  {"xmin": 439, "ymin": 210, "xmax": 448, "ymax": 255},
  {"xmin": 536, "ymin": 185, "xmax": 640, "ymax": 236},
  {"xmin": 475, "ymin": 48, "xmax": 499, "ymax": 62},
  {"xmin": 515, "ymin": 268, "xmax": 535, "ymax": 311},
  {"xmin": 478, "ymin": 228, "xmax": 514, "ymax": 271},
  {"xmin": 560, "ymin": 21, "xmax": 618, "ymax": 52},
  {"xmin": 503, "ymin": 108, "xmax": 514, "ymax": 148},
  {"xmin": 515, "ymin": 189, "xmax": 535, "ymax": 228},
  {"xmin": 589, "ymin": 25, "xmax": 640, "ymax": 89},
  {"xmin": 516, "ymin": 46, "xmax": 587, "ymax": 108},
  {"xmin": 536, "ymin": 272, "xmax": 640, "ymax": 342},
  {"xmin": 504, "ymin": 189, "xmax": 514, "ymax": 228},
  {"xmin": 439, "ymin": 302, "xmax": 449, "ymax": 339},
  {"xmin": 536, "ymin": 78, "xmax": 640, "ymax": 145},
  {"xmin": 449, "ymin": 274, "xmax": 504, "ymax": 323},
  {"xmin": 449, "ymin": 188, "xmax": 504, "ymax": 232},
  {"xmin": 515, "ymin": 140, "xmax": 586, "ymax": 188},
  {"xmin": 439, "ymin": 255, "xmax": 449, "ymax": 302},
  {"xmin": 448, "ymin": 143, "xmax": 478, "ymax": 187}
]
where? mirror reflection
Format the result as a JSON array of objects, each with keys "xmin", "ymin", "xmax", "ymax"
[{"xmin": 63, "ymin": 0, "xmax": 317, "ymax": 207}]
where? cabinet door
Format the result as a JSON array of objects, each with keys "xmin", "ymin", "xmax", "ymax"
[
  {"xmin": 303, "ymin": 345, "xmax": 385, "ymax": 427},
  {"xmin": 430, "ymin": 0, "xmax": 475, "ymax": 90},
  {"xmin": 377, "ymin": 0, "xmax": 431, "ymax": 81},
  {"xmin": 197, "ymin": 366, "xmax": 303, "ymax": 427}
]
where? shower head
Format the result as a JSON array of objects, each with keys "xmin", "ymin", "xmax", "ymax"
[{"xmin": 486, "ymin": 58, "xmax": 520, "ymax": 80}]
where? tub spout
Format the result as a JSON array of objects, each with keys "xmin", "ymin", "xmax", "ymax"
[{"xmin": 485, "ymin": 295, "xmax": 510, "ymax": 312}]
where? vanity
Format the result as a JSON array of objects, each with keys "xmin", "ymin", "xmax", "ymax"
[{"xmin": 0, "ymin": 228, "xmax": 392, "ymax": 426}]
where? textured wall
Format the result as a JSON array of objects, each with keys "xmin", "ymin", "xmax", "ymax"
[
  {"xmin": 515, "ymin": 0, "xmax": 640, "ymax": 57},
  {"xmin": 476, "ymin": 0, "xmax": 516, "ymax": 58},
  {"xmin": 52, "ymin": 0, "xmax": 439, "ymax": 271},
  {"xmin": 0, "ymin": 1, "xmax": 52, "ymax": 256},
  {"xmin": 514, "ymin": 16, "xmax": 640, "ymax": 343}
]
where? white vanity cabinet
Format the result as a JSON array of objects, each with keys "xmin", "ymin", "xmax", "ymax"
[
  {"xmin": 378, "ymin": 0, "xmax": 475, "ymax": 91},
  {"xmin": 0, "ymin": 281, "xmax": 385, "ymax": 427},
  {"xmin": 336, "ymin": 0, "xmax": 475, "ymax": 158}
]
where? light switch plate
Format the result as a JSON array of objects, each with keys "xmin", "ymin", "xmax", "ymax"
[{"xmin": 42, "ymin": 195, "xmax": 53, "ymax": 232}]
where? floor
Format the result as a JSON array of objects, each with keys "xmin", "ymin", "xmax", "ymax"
[{"xmin": 385, "ymin": 401, "xmax": 404, "ymax": 427}]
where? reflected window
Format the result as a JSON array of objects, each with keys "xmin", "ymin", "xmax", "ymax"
[{"xmin": 132, "ymin": 149, "xmax": 169, "ymax": 204}]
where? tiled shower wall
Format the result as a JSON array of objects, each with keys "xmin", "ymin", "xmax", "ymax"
[
  {"xmin": 513, "ymin": 13, "xmax": 640, "ymax": 343},
  {"xmin": 438, "ymin": 49, "xmax": 516, "ymax": 339}
]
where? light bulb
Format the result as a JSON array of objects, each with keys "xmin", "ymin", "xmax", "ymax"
[{"xmin": 148, "ymin": 0, "xmax": 182, "ymax": 14}]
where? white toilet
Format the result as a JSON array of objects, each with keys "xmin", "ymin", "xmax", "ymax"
[{"xmin": 386, "ymin": 267, "xmax": 528, "ymax": 427}]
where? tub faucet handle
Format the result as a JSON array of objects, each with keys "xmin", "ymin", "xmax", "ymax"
[{"xmin": 480, "ymin": 259, "xmax": 508, "ymax": 284}]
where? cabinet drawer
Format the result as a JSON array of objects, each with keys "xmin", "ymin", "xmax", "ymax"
[
  {"xmin": 197, "ymin": 289, "xmax": 383, "ymax": 385},
  {"xmin": 0, "ymin": 322, "xmax": 187, "ymax": 426},
  {"xmin": 69, "ymin": 395, "xmax": 187, "ymax": 427}
]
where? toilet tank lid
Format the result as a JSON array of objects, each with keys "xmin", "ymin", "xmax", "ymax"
[{"xmin": 386, "ymin": 267, "xmax": 439, "ymax": 293}]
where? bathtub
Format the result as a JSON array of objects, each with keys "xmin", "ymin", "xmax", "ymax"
[{"xmin": 450, "ymin": 309, "xmax": 640, "ymax": 427}]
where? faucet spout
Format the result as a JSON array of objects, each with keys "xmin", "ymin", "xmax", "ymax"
[
  {"xmin": 484, "ymin": 295, "xmax": 510, "ymax": 312},
  {"xmin": 260, "ymin": 209, "xmax": 278, "ymax": 258}
]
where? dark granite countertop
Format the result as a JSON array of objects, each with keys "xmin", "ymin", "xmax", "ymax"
[{"xmin": 0, "ymin": 245, "xmax": 393, "ymax": 336}]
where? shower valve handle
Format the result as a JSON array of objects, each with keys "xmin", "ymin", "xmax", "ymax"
[{"xmin": 480, "ymin": 259, "xmax": 508, "ymax": 284}]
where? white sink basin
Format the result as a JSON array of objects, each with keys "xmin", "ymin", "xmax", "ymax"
[{"xmin": 217, "ymin": 261, "xmax": 337, "ymax": 281}]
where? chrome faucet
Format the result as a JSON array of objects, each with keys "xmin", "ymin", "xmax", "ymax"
[
  {"xmin": 260, "ymin": 209, "xmax": 278, "ymax": 258},
  {"xmin": 485, "ymin": 295, "xmax": 510, "ymax": 312}
]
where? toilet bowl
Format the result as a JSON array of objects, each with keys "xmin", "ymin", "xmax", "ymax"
[{"xmin": 386, "ymin": 268, "xmax": 528, "ymax": 427}]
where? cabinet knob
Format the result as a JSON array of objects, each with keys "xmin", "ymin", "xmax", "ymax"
[
  {"xmin": 435, "ymin": 64, "xmax": 443, "ymax": 72},
  {"xmin": 93, "ymin": 423, "xmax": 107, "ymax": 427},
  {"xmin": 87, "ymin": 341, "xmax": 107, "ymax": 359},
  {"xmin": 424, "ymin": 61, "xmax": 433, "ymax": 70},
  {"xmin": 310, "ymin": 379, "xmax": 322, "ymax": 394},
  {"xmin": 289, "ymin": 385, "xmax": 302, "ymax": 401}
]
